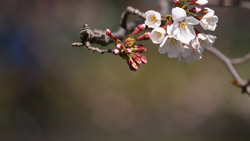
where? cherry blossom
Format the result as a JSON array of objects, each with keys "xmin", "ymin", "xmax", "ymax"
[
  {"xmin": 170, "ymin": 7, "xmax": 200, "ymax": 44},
  {"xmin": 200, "ymin": 12, "xmax": 218, "ymax": 31},
  {"xmin": 158, "ymin": 25, "xmax": 183, "ymax": 58},
  {"xmin": 197, "ymin": 33, "xmax": 217, "ymax": 49},
  {"xmin": 145, "ymin": 10, "xmax": 161, "ymax": 28},
  {"xmin": 150, "ymin": 27, "xmax": 166, "ymax": 44}
]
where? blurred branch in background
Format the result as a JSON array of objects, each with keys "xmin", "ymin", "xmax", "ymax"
[{"xmin": 72, "ymin": 0, "xmax": 250, "ymax": 95}]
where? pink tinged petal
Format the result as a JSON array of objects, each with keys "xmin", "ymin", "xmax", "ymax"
[
  {"xmin": 113, "ymin": 49, "xmax": 120, "ymax": 55},
  {"xmin": 172, "ymin": 7, "xmax": 187, "ymax": 22},
  {"xmin": 139, "ymin": 55, "xmax": 147, "ymax": 64},
  {"xmin": 185, "ymin": 16, "xmax": 200, "ymax": 25},
  {"xmin": 195, "ymin": 0, "xmax": 208, "ymax": 5}
]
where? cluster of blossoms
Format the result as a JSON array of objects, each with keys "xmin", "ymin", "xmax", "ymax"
[
  {"xmin": 106, "ymin": 28, "xmax": 148, "ymax": 71},
  {"xmin": 146, "ymin": 0, "xmax": 218, "ymax": 62},
  {"xmin": 107, "ymin": 0, "xmax": 218, "ymax": 71}
]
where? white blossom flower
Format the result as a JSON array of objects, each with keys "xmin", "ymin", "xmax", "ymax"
[
  {"xmin": 159, "ymin": 36, "xmax": 183, "ymax": 58},
  {"xmin": 195, "ymin": 0, "xmax": 208, "ymax": 5},
  {"xmin": 178, "ymin": 40, "xmax": 203, "ymax": 63},
  {"xmin": 150, "ymin": 27, "xmax": 166, "ymax": 44},
  {"xmin": 145, "ymin": 10, "xmax": 161, "ymax": 28},
  {"xmin": 197, "ymin": 33, "xmax": 217, "ymax": 50},
  {"xmin": 200, "ymin": 12, "xmax": 218, "ymax": 31},
  {"xmin": 158, "ymin": 25, "xmax": 183, "ymax": 58},
  {"xmin": 170, "ymin": 7, "xmax": 200, "ymax": 44}
]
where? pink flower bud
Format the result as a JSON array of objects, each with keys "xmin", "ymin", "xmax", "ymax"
[
  {"xmin": 189, "ymin": 7, "xmax": 202, "ymax": 14},
  {"xmin": 106, "ymin": 29, "xmax": 112, "ymax": 36},
  {"xmin": 135, "ymin": 44, "xmax": 147, "ymax": 53},
  {"xmin": 127, "ymin": 59, "xmax": 139, "ymax": 71},
  {"xmin": 112, "ymin": 35, "xmax": 118, "ymax": 41},
  {"xmin": 125, "ymin": 48, "xmax": 132, "ymax": 54},
  {"xmin": 137, "ymin": 32, "xmax": 151, "ymax": 41},
  {"xmin": 106, "ymin": 29, "xmax": 118, "ymax": 41},
  {"xmin": 116, "ymin": 43, "xmax": 122, "ymax": 49},
  {"xmin": 173, "ymin": 0, "xmax": 180, "ymax": 4},
  {"xmin": 132, "ymin": 54, "xmax": 142, "ymax": 65},
  {"xmin": 137, "ymin": 54, "xmax": 147, "ymax": 64},
  {"xmin": 132, "ymin": 24, "xmax": 146, "ymax": 36},
  {"xmin": 113, "ymin": 48, "xmax": 120, "ymax": 55}
]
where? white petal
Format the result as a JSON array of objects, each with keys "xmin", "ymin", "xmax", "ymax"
[
  {"xmin": 209, "ymin": 15, "xmax": 218, "ymax": 23},
  {"xmin": 160, "ymin": 36, "xmax": 168, "ymax": 48},
  {"xmin": 200, "ymin": 15, "xmax": 218, "ymax": 31},
  {"xmin": 172, "ymin": 7, "xmax": 187, "ymax": 22},
  {"xmin": 177, "ymin": 25, "xmax": 196, "ymax": 44},
  {"xmin": 180, "ymin": 46, "xmax": 192, "ymax": 58},
  {"xmin": 168, "ymin": 47, "xmax": 180, "ymax": 58},
  {"xmin": 185, "ymin": 16, "xmax": 200, "ymax": 25},
  {"xmin": 195, "ymin": 0, "xmax": 208, "ymax": 5},
  {"xmin": 204, "ymin": 7, "xmax": 214, "ymax": 15},
  {"xmin": 158, "ymin": 36, "xmax": 169, "ymax": 54},
  {"xmin": 150, "ymin": 27, "xmax": 166, "ymax": 44},
  {"xmin": 169, "ymin": 22, "xmax": 180, "ymax": 37},
  {"xmin": 197, "ymin": 33, "xmax": 207, "ymax": 41},
  {"xmin": 206, "ymin": 34, "xmax": 217, "ymax": 44}
]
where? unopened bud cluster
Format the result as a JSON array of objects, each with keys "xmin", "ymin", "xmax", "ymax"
[{"xmin": 106, "ymin": 28, "xmax": 147, "ymax": 71}]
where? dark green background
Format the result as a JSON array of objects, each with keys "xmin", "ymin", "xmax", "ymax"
[{"xmin": 0, "ymin": 0, "xmax": 250, "ymax": 140}]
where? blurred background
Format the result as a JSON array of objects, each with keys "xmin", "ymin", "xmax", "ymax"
[{"xmin": 0, "ymin": 0, "xmax": 250, "ymax": 140}]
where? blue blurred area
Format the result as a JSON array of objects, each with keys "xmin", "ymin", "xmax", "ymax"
[{"xmin": 0, "ymin": 0, "xmax": 250, "ymax": 141}]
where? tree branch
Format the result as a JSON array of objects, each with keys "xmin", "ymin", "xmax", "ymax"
[
  {"xmin": 72, "ymin": 7, "xmax": 145, "ymax": 54},
  {"xmin": 72, "ymin": 1, "xmax": 250, "ymax": 95},
  {"xmin": 205, "ymin": 47, "xmax": 250, "ymax": 95},
  {"xmin": 231, "ymin": 53, "xmax": 250, "ymax": 64}
]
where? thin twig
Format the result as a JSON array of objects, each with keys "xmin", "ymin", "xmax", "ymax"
[
  {"xmin": 72, "ymin": 2, "xmax": 250, "ymax": 95},
  {"xmin": 231, "ymin": 53, "xmax": 250, "ymax": 64},
  {"xmin": 74, "ymin": 7, "xmax": 146, "ymax": 53},
  {"xmin": 85, "ymin": 42, "xmax": 112, "ymax": 54},
  {"xmin": 206, "ymin": 47, "xmax": 250, "ymax": 95}
]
